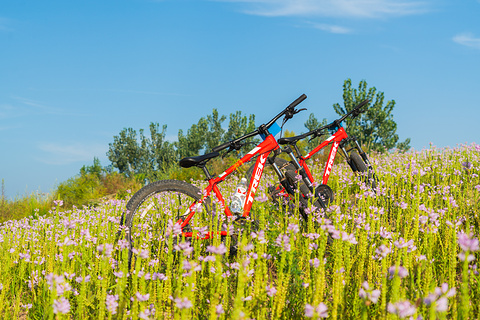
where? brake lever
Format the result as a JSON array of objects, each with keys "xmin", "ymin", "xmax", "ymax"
[
  {"xmin": 309, "ymin": 130, "xmax": 325, "ymax": 142},
  {"xmin": 233, "ymin": 141, "xmax": 245, "ymax": 150},
  {"xmin": 223, "ymin": 141, "xmax": 245, "ymax": 158},
  {"xmin": 283, "ymin": 107, "xmax": 307, "ymax": 127},
  {"xmin": 294, "ymin": 108, "xmax": 307, "ymax": 114},
  {"xmin": 352, "ymin": 107, "xmax": 366, "ymax": 118}
]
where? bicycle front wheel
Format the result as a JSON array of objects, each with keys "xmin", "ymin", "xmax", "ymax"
[
  {"xmin": 349, "ymin": 151, "xmax": 378, "ymax": 190},
  {"xmin": 122, "ymin": 180, "xmax": 213, "ymax": 266}
]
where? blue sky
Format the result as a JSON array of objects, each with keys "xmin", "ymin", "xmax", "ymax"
[{"xmin": 1, "ymin": 0, "xmax": 479, "ymax": 199}]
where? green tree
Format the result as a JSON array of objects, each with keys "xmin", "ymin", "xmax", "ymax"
[
  {"xmin": 223, "ymin": 111, "xmax": 257, "ymax": 151},
  {"xmin": 333, "ymin": 79, "xmax": 411, "ymax": 152},
  {"xmin": 107, "ymin": 123, "xmax": 176, "ymax": 179},
  {"xmin": 80, "ymin": 157, "xmax": 103, "ymax": 178},
  {"xmin": 304, "ymin": 113, "xmax": 327, "ymax": 153},
  {"xmin": 176, "ymin": 117, "xmax": 208, "ymax": 158},
  {"xmin": 106, "ymin": 128, "xmax": 144, "ymax": 176},
  {"xmin": 147, "ymin": 123, "xmax": 177, "ymax": 179},
  {"xmin": 206, "ymin": 109, "xmax": 226, "ymax": 151}
]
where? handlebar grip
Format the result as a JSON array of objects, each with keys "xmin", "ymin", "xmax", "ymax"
[
  {"xmin": 355, "ymin": 99, "xmax": 370, "ymax": 110},
  {"xmin": 212, "ymin": 141, "xmax": 231, "ymax": 152},
  {"xmin": 348, "ymin": 99, "xmax": 370, "ymax": 119},
  {"xmin": 287, "ymin": 94, "xmax": 307, "ymax": 110}
]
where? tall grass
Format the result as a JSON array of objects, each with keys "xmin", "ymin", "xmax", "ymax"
[
  {"xmin": 0, "ymin": 180, "xmax": 53, "ymax": 223},
  {"xmin": 0, "ymin": 144, "xmax": 479, "ymax": 319}
]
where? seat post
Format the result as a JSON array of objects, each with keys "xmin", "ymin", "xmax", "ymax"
[{"xmin": 200, "ymin": 164, "xmax": 213, "ymax": 180}]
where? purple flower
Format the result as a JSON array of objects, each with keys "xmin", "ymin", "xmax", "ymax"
[
  {"xmin": 329, "ymin": 228, "xmax": 341, "ymax": 240},
  {"xmin": 135, "ymin": 292, "xmax": 150, "ymax": 302},
  {"xmin": 53, "ymin": 200, "xmax": 64, "ymax": 207},
  {"xmin": 174, "ymin": 297, "xmax": 192, "ymax": 309},
  {"xmin": 275, "ymin": 233, "xmax": 291, "ymax": 252},
  {"xmin": 359, "ymin": 281, "xmax": 380, "ymax": 304},
  {"xmin": 458, "ymin": 252, "xmax": 475, "ymax": 262},
  {"xmin": 46, "ymin": 273, "xmax": 71, "ymax": 296},
  {"xmin": 152, "ymin": 273, "xmax": 167, "ymax": 281},
  {"xmin": 117, "ymin": 239, "xmax": 130, "ymax": 250},
  {"xmin": 424, "ymin": 283, "xmax": 455, "ymax": 313},
  {"xmin": 53, "ymin": 297, "xmax": 70, "ymax": 314},
  {"xmin": 174, "ymin": 242, "xmax": 194, "ymax": 256},
  {"xmin": 436, "ymin": 296, "xmax": 449, "ymax": 312},
  {"xmin": 139, "ymin": 309, "xmax": 153, "ymax": 320},
  {"xmin": 243, "ymin": 243, "xmax": 254, "ymax": 252},
  {"xmin": 106, "ymin": 294, "xmax": 119, "ymax": 314},
  {"xmin": 206, "ymin": 243, "xmax": 227, "ymax": 255},
  {"xmin": 166, "ymin": 219, "xmax": 182, "ymax": 237},
  {"xmin": 97, "ymin": 243, "xmax": 114, "ymax": 257},
  {"xmin": 113, "ymin": 271, "xmax": 124, "ymax": 278},
  {"xmin": 378, "ymin": 227, "xmax": 393, "ymax": 239},
  {"xmin": 305, "ymin": 303, "xmax": 328, "ymax": 318},
  {"xmin": 399, "ymin": 201, "xmax": 408, "ymax": 209},
  {"xmin": 462, "ymin": 161, "xmax": 473, "ymax": 170},
  {"xmin": 305, "ymin": 304, "xmax": 315, "ymax": 318},
  {"xmin": 341, "ymin": 231, "xmax": 358, "ymax": 244},
  {"xmin": 388, "ymin": 265, "xmax": 409, "ymax": 279},
  {"xmin": 310, "ymin": 258, "xmax": 320, "ymax": 268},
  {"xmin": 394, "ymin": 238, "xmax": 416, "ymax": 252},
  {"xmin": 387, "ymin": 300, "xmax": 416, "ymax": 318},
  {"xmin": 216, "ymin": 304, "xmax": 224, "ymax": 315},
  {"xmin": 193, "ymin": 226, "xmax": 209, "ymax": 238},
  {"xmin": 255, "ymin": 193, "xmax": 269, "ymax": 203},
  {"xmin": 374, "ymin": 244, "xmax": 392, "ymax": 260},
  {"xmin": 182, "ymin": 260, "xmax": 192, "ymax": 271},
  {"xmin": 457, "ymin": 232, "xmax": 479, "ymax": 252},
  {"xmin": 287, "ymin": 223, "xmax": 300, "ymax": 234},
  {"xmin": 266, "ymin": 285, "xmax": 277, "ymax": 297}
]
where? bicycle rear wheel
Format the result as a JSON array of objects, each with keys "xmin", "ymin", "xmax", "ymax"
[{"xmin": 121, "ymin": 180, "xmax": 214, "ymax": 267}]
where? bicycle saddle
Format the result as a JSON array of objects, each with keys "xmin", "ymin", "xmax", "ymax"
[{"xmin": 179, "ymin": 151, "xmax": 220, "ymax": 168}]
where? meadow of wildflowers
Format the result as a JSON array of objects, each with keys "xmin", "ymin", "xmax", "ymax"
[{"xmin": 1, "ymin": 144, "xmax": 479, "ymax": 319}]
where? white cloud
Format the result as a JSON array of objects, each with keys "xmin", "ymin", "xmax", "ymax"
[
  {"xmin": 217, "ymin": 0, "xmax": 430, "ymax": 18},
  {"xmin": 453, "ymin": 33, "xmax": 480, "ymax": 50},
  {"xmin": 310, "ymin": 23, "xmax": 351, "ymax": 34},
  {"xmin": 36, "ymin": 142, "xmax": 108, "ymax": 165}
]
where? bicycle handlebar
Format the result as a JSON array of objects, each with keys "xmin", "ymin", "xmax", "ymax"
[
  {"xmin": 266, "ymin": 94, "xmax": 307, "ymax": 128},
  {"xmin": 211, "ymin": 94, "xmax": 307, "ymax": 153},
  {"xmin": 337, "ymin": 99, "xmax": 370, "ymax": 124},
  {"xmin": 312, "ymin": 99, "xmax": 370, "ymax": 135}
]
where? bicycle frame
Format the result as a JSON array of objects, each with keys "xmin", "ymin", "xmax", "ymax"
[
  {"xmin": 284, "ymin": 124, "xmax": 374, "ymax": 192},
  {"xmin": 179, "ymin": 134, "xmax": 280, "ymax": 239},
  {"xmin": 301, "ymin": 126, "xmax": 349, "ymax": 185}
]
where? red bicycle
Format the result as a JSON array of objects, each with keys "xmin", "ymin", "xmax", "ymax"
[
  {"xmin": 248, "ymin": 99, "xmax": 378, "ymax": 207},
  {"xmin": 121, "ymin": 94, "xmax": 323, "ymax": 264}
]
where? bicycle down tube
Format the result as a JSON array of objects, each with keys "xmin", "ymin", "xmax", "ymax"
[{"xmin": 302, "ymin": 127, "xmax": 349, "ymax": 185}]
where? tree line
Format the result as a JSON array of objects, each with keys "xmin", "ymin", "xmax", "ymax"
[{"xmin": 106, "ymin": 109, "xmax": 259, "ymax": 181}]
